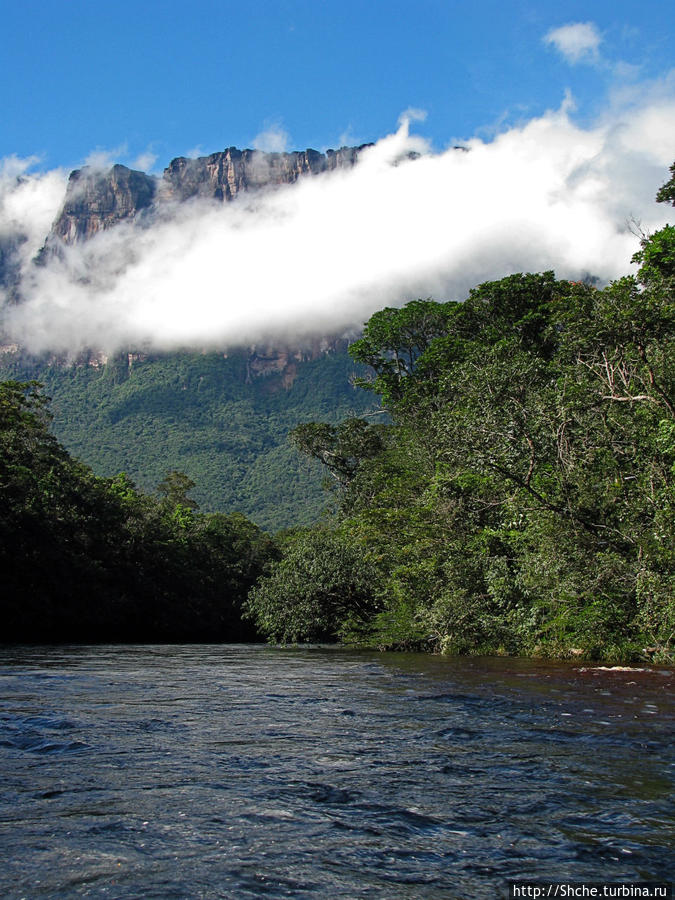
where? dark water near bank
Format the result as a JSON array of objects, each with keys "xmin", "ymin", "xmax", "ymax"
[{"xmin": 0, "ymin": 646, "xmax": 672, "ymax": 899}]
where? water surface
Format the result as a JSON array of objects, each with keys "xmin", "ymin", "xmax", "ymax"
[{"xmin": 0, "ymin": 645, "xmax": 672, "ymax": 898}]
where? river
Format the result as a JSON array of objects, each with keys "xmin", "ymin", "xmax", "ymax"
[{"xmin": 0, "ymin": 645, "xmax": 672, "ymax": 898}]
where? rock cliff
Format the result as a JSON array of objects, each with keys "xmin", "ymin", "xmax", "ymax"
[
  {"xmin": 48, "ymin": 144, "xmax": 371, "ymax": 245},
  {"xmin": 163, "ymin": 145, "xmax": 367, "ymax": 203},
  {"xmin": 51, "ymin": 164, "xmax": 157, "ymax": 243},
  {"xmin": 2, "ymin": 143, "xmax": 371, "ymax": 378}
]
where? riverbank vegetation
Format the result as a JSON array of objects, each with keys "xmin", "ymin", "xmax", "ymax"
[
  {"xmin": 1, "ymin": 378, "xmax": 275, "ymax": 641},
  {"xmin": 247, "ymin": 166, "xmax": 675, "ymax": 663}
]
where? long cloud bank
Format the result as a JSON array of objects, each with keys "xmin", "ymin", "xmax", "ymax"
[{"xmin": 2, "ymin": 95, "xmax": 675, "ymax": 354}]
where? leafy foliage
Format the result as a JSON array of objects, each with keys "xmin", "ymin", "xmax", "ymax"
[
  {"xmin": 0, "ymin": 380, "xmax": 276, "ymax": 642},
  {"xmin": 655, "ymin": 161, "xmax": 675, "ymax": 206},
  {"xmin": 157, "ymin": 469, "xmax": 200, "ymax": 509},
  {"xmin": 290, "ymin": 418, "xmax": 386, "ymax": 492},
  {"xmin": 245, "ymin": 529, "xmax": 380, "ymax": 643}
]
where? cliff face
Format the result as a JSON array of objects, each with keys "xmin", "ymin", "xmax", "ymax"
[
  {"xmin": 51, "ymin": 164, "xmax": 157, "ymax": 243},
  {"xmin": 163, "ymin": 145, "xmax": 367, "ymax": 203},
  {"xmin": 1, "ymin": 144, "xmax": 370, "ymax": 378},
  {"xmin": 244, "ymin": 336, "xmax": 352, "ymax": 386},
  {"xmin": 49, "ymin": 144, "xmax": 370, "ymax": 245}
]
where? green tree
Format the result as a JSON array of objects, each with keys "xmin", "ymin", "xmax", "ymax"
[
  {"xmin": 349, "ymin": 299, "xmax": 456, "ymax": 405},
  {"xmin": 157, "ymin": 469, "xmax": 199, "ymax": 509},
  {"xmin": 245, "ymin": 529, "xmax": 379, "ymax": 643},
  {"xmin": 632, "ymin": 225, "xmax": 675, "ymax": 283},
  {"xmin": 655, "ymin": 161, "xmax": 675, "ymax": 206},
  {"xmin": 289, "ymin": 417, "xmax": 385, "ymax": 491}
]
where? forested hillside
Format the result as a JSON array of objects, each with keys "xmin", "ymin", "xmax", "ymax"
[{"xmin": 0, "ymin": 346, "xmax": 375, "ymax": 530}]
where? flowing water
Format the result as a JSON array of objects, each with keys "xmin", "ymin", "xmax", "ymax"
[{"xmin": 0, "ymin": 645, "xmax": 672, "ymax": 898}]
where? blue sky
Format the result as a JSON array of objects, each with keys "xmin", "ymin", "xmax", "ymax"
[{"xmin": 2, "ymin": 0, "xmax": 674, "ymax": 172}]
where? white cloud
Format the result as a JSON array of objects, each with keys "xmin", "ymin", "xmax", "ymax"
[
  {"xmin": 613, "ymin": 61, "xmax": 642, "ymax": 81},
  {"xmin": 2, "ymin": 90, "xmax": 674, "ymax": 355},
  {"xmin": 337, "ymin": 125, "xmax": 358, "ymax": 149},
  {"xmin": 82, "ymin": 144, "xmax": 129, "ymax": 170},
  {"xmin": 0, "ymin": 157, "xmax": 67, "ymax": 275},
  {"xmin": 397, "ymin": 107, "xmax": 428, "ymax": 128},
  {"xmin": 132, "ymin": 150, "xmax": 159, "ymax": 172},
  {"xmin": 252, "ymin": 124, "xmax": 290, "ymax": 153},
  {"xmin": 1, "ymin": 154, "xmax": 43, "ymax": 179},
  {"xmin": 544, "ymin": 22, "xmax": 602, "ymax": 65}
]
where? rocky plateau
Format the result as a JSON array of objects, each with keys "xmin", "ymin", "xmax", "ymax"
[{"xmin": 2, "ymin": 143, "xmax": 372, "ymax": 377}]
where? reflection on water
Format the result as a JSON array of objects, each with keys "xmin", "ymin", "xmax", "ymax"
[{"xmin": 0, "ymin": 646, "xmax": 672, "ymax": 898}]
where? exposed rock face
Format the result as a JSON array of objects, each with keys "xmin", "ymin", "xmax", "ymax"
[
  {"xmin": 47, "ymin": 145, "xmax": 370, "ymax": 245},
  {"xmin": 5, "ymin": 145, "xmax": 370, "ymax": 379},
  {"xmin": 51, "ymin": 164, "xmax": 157, "ymax": 244},
  {"xmin": 163, "ymin": 145, "xmax": 369, "ymax": 203},
  {"xmin": 244, "ymin": 336, "xmax": 352, "ymax": 386}
]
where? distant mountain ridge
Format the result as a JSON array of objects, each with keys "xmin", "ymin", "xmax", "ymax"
[
  {"xmin": 162, "ymin": 144, "xmax": 367, "ymax": 203},
  {"xmin": 3, "ymin": 141, "xmax": 375, "ymax": 373},
  {"xmin": 0, "ymin": 143, "xmax": 372, "ymax": 294},
  {"xmin": 48, "ymin": 143, "xmax": 372, "ymax": 246}
]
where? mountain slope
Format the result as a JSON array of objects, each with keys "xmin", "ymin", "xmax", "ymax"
[{"xmin": 0, "ymin": 345, "xmax": 377, "ymax": 531}]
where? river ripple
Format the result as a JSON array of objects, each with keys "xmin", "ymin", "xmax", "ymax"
[{"xmin": 0, "ymin": 645, "xmax": 672, "ymax": 898}]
